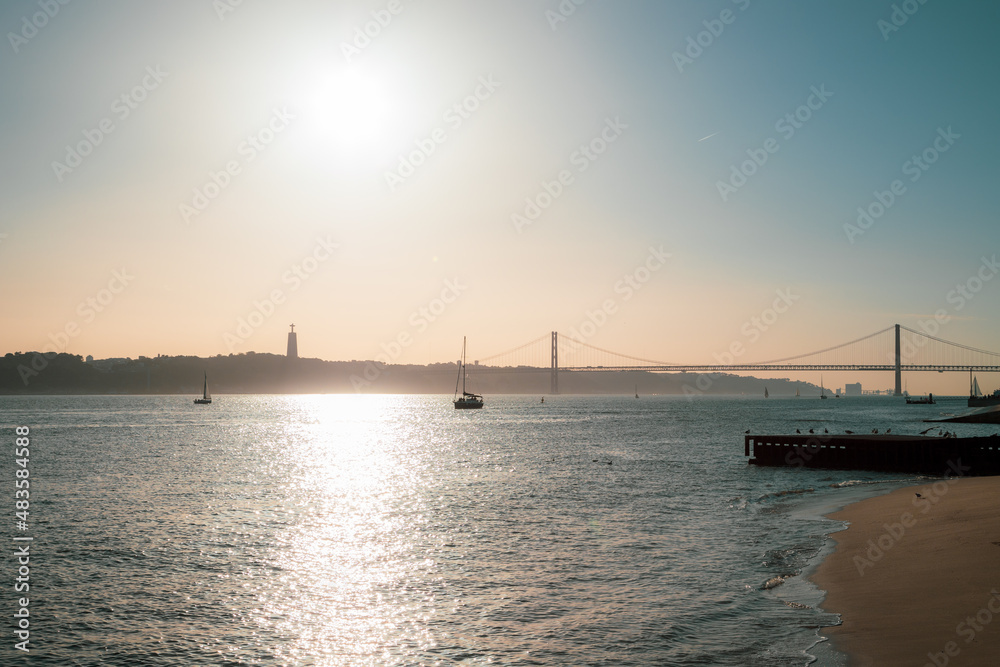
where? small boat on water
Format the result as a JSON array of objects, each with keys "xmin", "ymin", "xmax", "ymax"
[
  {"xmin": 764, "ymin": 386, "xmax": 769, "ymax": 398},
  {"xmin": 453, "ymin": 337, "xmax": 483, "ymax": 410},
  {"xmin": 969, "ymin": 374, "xmax": 1000, "ymax": 407},
  {"xmin": 906, "ymin": 394, "xmax": 935, "ymax": 405},
  {"xmin": 819, "ymin": 376, "xmax": 827, "ymax": 399},
  {"xmin": 194, "ymin": 372, "xmax": 212, "ymax": 404}
]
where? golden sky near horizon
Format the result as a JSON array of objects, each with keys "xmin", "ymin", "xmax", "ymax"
[{"xmin": 2, "ymin": 1, "xmax": 999, "ymax": 394}]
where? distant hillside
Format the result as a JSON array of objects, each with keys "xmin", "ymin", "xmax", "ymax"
[{"xmin": 0, "ymin": 352, "xmax": 820, "ymax": 396}]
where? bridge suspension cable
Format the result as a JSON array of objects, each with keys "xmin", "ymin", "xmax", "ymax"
[
  {"xmin": 475, "ymin": 325, "xmax": 1000, "ymax": 374},
  {"xmin": 898, "ymin": 325, "xmax": 1000, "ymax": 362},
  {"xmin": 558, "ymin": 337, "xmax": 679, "ymax": 367},
  {"xmin": 892, "ymin": 327, "xmax": 1000, "ymax": 370},
  {"xmin": 749, "ymin": 326, "xmax": 896, "ymax": 366},
  {"xmin": 477, "ymin": 334, "xmax": 551, "ymax": 366}
]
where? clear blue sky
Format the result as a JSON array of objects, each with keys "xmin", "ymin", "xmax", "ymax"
[{"xmin": 2, "ymin": 0, "xmax": 998, "ymax": 393}]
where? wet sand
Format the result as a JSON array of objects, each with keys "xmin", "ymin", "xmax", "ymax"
[{"xmin": 812, "ymin": 475, "xmax": 1000, "ymax": 666}]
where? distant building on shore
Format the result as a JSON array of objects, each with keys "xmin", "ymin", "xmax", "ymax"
[
  {"xmin": 286, "ymin": 324, "xmax": 298, "ymax": 358},
  {"xmin": 845, "ymin": 382, "xmax": 862, "ymax": 396}
]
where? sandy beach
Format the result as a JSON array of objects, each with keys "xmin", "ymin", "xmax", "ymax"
[{"xmin": 813, "ymin": 475, "xmax": 1000, "ymax": 666}]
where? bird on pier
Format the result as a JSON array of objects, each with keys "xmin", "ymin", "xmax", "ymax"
[
  {"xmin": 809, "ymin": 428, "xmax": 814, "ymax": 434},
  {"xmin": 796, "ymin": 429, "xmax": 801, "ymax": 434},
  {"xmin": 915, "ymin": 493, "xmax": 922, "ymax": 498},
  {"xmin": 886, "ymin": 428, "xmax": 892, "ymax": 434},
  {"xmin": 745, "ymin": 429, "xmax": 750, "ymax": 434},
  {"xmin": 824, "ymin": 428, "xmax": 829, "ymax": 434}
]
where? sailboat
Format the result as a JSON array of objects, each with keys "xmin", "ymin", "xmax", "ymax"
[
  {"xmin": 969, "ymin": 371, "xmax": 1000, "ymax": 407},
  {"xmin": 764, "ymin": 386, "xmax": 769, "ymax": 398},
  {"xmin": 819, "ymin": 376, "xmax": 827, "ymax": 399},
  {"xmin": 795, "ymin": 388, "xmax": 800, "ymax": 398},
  {"xmin": 635, "ymin": 385, "xmax": 639, "ymax": 399},
  {"xmin": 453, "ymin": 337, "xmax": 484, "ymax": 409},
  {"xmin": 194, "ymin": 372, "xmax": 212, "ymax": 404}
]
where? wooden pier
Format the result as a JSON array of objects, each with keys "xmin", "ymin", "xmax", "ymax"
[{"xmin": 745, "ymin": 433, "xmax": 1000, "ymax": 475}]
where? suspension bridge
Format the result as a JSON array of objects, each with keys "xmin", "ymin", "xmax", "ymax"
[{"xmin": 470, "ymin": 325, "xmax": 1000, "ymax": 395}]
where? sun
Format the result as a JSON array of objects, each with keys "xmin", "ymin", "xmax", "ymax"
[{"xmin": 292, "ymin": 65, "xmax": 400, "ymax": 161}]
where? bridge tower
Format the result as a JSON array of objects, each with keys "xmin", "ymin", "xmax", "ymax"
[
  {"xmin": 550, "ymin": 331, "xmax": 559, "ymax": 394},
  {"xmin": 894, "ymin": 323, "xmax": 902, "ymax": 396}
]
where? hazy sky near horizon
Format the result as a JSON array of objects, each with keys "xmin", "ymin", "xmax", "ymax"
[{"xmin": 2, "ymin": 0, "xmax": 999, "ymax": 393}]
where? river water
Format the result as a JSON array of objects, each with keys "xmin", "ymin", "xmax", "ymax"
[{"xmin": 2, "ymin": 393, "xmax": 986, "ymax": 665}]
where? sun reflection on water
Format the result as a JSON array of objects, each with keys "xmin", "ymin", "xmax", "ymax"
[{"xmin": 251, "ymin": 395, "xmax": 443, "ymax": 665}]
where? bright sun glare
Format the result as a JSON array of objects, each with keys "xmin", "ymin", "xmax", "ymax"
[{"xmin": 296, "ymin": 67, "xmax": 396, "ymax": 157}]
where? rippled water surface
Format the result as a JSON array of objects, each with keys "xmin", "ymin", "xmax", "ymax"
[{"xmin": 2, "ymin": 393, "xmax": 987, "ymax": 665}]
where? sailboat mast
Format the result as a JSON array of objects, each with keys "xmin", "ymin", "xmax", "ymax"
[{"xmin": 462, "ymin": 336, "xmax": 467, "ymax": 394}]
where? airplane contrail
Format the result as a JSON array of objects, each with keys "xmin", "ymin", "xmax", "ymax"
[{"xmin": 697, "ymin": 131, "xmax": 721, "ymax": 142}]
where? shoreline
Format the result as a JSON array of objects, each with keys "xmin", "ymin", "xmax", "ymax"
[{"xmin": 811, "ymin": 474, "xmax": 1000, "ymax": 665}]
